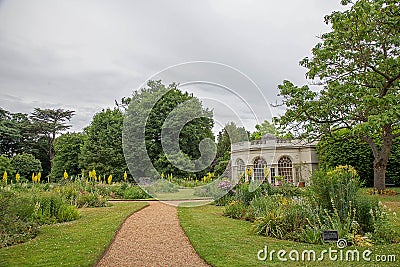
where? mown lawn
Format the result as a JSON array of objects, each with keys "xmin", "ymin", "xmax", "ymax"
[
  {"xmin": 0, "ymin": 202, "xmax": 148, "ymax": 267},
  {"xmin": 178, "ymin": 192, "xmax": 400, "ymax": 267},
  {"xmin": 155, "ymin": 188, "xmax": 211, "ymax": 200}
]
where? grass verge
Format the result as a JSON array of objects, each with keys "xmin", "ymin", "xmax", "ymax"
[
  {"xmin": 0, "ymin": 202, "xmax": 148, "ymax": 267},
  {"xmin": 178, "ymin": 197, "xmax": 400, "ymax": 267}
]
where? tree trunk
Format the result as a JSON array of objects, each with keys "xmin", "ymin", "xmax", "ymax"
[
  {"xmin": 373, "ymin": 160, "xmax": 387, "ymax": 190},
  {"xmin": 362, "ymin": 126, "xmax": 394, "ymax": 191},
  {"xmin": 49, "ymin": 148, "xmax": 54, "ymax": 169}
]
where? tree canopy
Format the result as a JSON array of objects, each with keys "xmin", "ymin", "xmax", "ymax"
[
  {"xmin": 250, "ymin": 120, "xmax": 278, "ymax": 140},
  {"xmin": 51, "ymin": 132, "xmax": 85, "ymax": 180},
  {"xmin": 79, "ymin": 108, "xmax": 126, "ymax": 181},
  {"xmin": 30, "ymin": 108, "xmax": 75, "ymax": 169},
  {"xmin": 214, "ymin": 122, "xmax": 248, "ymax": 176},
  {"xmin": 123, "ymin": 80, "xmax": 215, "ymax": 179},
  {"xmin": 10, "ymin": 153, "xmax": 42, "ymax": 181},
  {"xmin": 276, "ymin": 0, "xmax": 400, "ymax": 189}
]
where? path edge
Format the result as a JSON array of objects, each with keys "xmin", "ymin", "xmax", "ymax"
[{"xmin": 93, "ymin": 201, "xmax": 151, "ymax": 267}]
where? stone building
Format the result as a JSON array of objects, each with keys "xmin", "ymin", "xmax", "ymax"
[{"xmin": 230, "ymin": 134, "xmax": 318, "ymax": 185}]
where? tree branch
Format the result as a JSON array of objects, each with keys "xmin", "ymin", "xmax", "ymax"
[{"xmin": 360, "ymin": 135, "xmax": 379, "ymax": 158}]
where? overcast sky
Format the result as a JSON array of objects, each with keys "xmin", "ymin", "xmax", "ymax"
[{"xmin": 0, "ymin": 0, "xmax": 345, "ymax": 134}]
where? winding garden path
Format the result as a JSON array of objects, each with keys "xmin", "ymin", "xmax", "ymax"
[{"xmin": 95, "ymin": 201, "xmax": 209, "ymax": 267}]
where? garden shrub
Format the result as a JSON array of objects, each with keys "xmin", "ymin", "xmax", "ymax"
[
  {"xmin": 223, "ymin": 201, "xmax": 247, "ymax": 220},
  {"xmin": 60, "ymin": 184, "xmax": 80, "ymax": 205},
  {"xmin": 252, "ymin": 195, "xmax": 313, "ymax": 241},
  {"xmin": 299, "ymin": 225, "xmax": 323, "ymax": 244},
  {"xmin": 270, "ymin": 182, "xmax": 302, "ymax": 197},
  {"xmin": 235, "ymin": 182, "xmax": 262, "ymax": 205},
  {"xmin": 307, "ymin": 165, "xmax": 361, "ymax": 222},
  {"xmin": 31, "ymin": 191, "xmax": 65, "ymax": 224},
  {"xmin": 121, "ymin": 186, "xmax": 150, "ymax": 199},
  {"xmin": 76, "ymin": 192, "xmax": 107, "ymax": 208},
  {"xmin": 370, "ymin": 202, "xmax": 398, "ymax": 244},
  {"xmin": 57, "ymin": 204, "xmax": 80, "ymax": 222},
  {"xmin": 353, "ymin": 193, "xmax": 379, "ymax": 233},
  {"xmin": 0, "ymin": 191, "xmax": 38, "ymax": 247}
]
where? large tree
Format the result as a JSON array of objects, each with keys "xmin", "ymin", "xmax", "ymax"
[
  {"xmin": 250, "ymin": 120, "xmax": 278, "ymax": 140},
  {"xmin": 30, "ymin": 108, "xmax": 75, "ymax": 168},
  {"xmin": 123, "ymin": 80, "xmax": 215, "ymax": 179},
  {"xmin": 79, "ymin": 108, "xmax": 126, "ymax": 181},
  {"xmin": 276, "ymin": 0, "xmax": 400, "ymax": 190},
  {"xmin": 0, "ymin": 108, "xmax": 36, "ymax": 157},
  {"xmin": 214, "ymin": 122, "xmax": 249, "ymax": 176},
  {"xmin": 51, "ymin": 132, "xmax": 85, "ymax": 180}
]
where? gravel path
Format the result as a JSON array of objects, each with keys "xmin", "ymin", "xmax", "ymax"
[{"xmin": 95, "ymin": 201, "xmax": 210, "ymax": 267}]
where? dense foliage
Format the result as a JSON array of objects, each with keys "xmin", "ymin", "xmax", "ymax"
[
  {"xmin": 214, "ymin": 122, "xmax": 248, "ymax": 176},
  {"xmin": 124, "ymin": 80, "xmax": 215, "ymax": 179},
  {"xmin": 51, "ymin": 132, "xmax": 85, "ymax": 179},
  {"xmin": 222, "ymin": 167, "xmax": 398, "ymax": 246},
  {"xmin": 0, "ymin": 178, "xmax": 150, "ymax": 247},
  {"xmin": 0, "ymin": 155, "xmax": 14, "ymax": 178},
  {"xmin": 79, "ymin": 108, "xmax": 127, "ymax": 182},
  {"xmin": 317, "ymin": 129, "xmax": 400, "ymax": 186},
  {"xmin": 10, "ymin": 153, "xmax": 42, "ymax": 181},
  {"xmin": 275, "ymin": 0, "xmax": 400, "ymax": 189}
]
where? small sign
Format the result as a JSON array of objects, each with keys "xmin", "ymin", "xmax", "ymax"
[{"xmin": 322, "ymin": 230, "xmax": 339, "ymax": 242}]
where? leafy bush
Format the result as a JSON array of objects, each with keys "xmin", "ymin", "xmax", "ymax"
[
  {"xmin": 235, "ymin": 182, "xmax": 263, "ymax": 205},
  {"xmin": 223, "ymin": 201, "xmax": 247, "ymax": 219},
  {"xmin": 299, "ymin": 225, "xmax": 323, "ymax": 244},
  {"xmin": 31, "ymin": 191, "xmax": 65, "ymax": 224},
  {"xmin": 370, "ymin": 202, "xmax": 398, "ymax": 244},
  {"xmin": 76, "ymin": 192, "xmax": 107, "ymax": 208},
  {"xmin": 0, "ymin": 191, "xmax": 38, "ymax": 247},
  {"xmin": 354, "ymin": 193, "xmax": 379, "ymax": 233},
  {"xmin": 11, "ymin": 153, "xmax": 42, "ymax": 180},
  {"xmin": 252, "ymin": 196, "xmax": 313, "ymax": 241},
  {"xmin": 270, "ymin": 182, "xmax": 302, "ymax": 197},
  {"xmin": 308, "ymin": 165, "xmax": 361, "ymax": 222},
  {"xmin": 121, "ymin": 186, "xmax": 150, "ymax": 199},
  {"xmin": 57, "ymin": 204, "xmax": 80, "ymax": 222}
]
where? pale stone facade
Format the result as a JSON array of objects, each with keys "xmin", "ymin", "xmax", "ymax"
[{"xmin": 231, "ymin": 134, "xmax": 318, "ymax": 185}]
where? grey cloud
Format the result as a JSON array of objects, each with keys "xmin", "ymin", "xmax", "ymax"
[{"xmin": 0, "ymin": 0, "xmax": 344, "ymax": 133}]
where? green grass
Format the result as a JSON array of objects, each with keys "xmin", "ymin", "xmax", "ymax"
[
  {"xmin": 179, "ymin": 197, "xmax": 400, "ymax": 267},
  {"xmin": 359, "ymin": 187, "xmax": 400, "ymax": 202},
  {"xmin": 0, "ymin": 202, "xmax": 148, "ymax": 267},
  {"xmin": 155, "ymin": 188, "xmax": 211, "ymax": 200}
]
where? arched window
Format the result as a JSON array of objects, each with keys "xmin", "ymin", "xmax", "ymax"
[
  {"xmin": 253, "ymin": 157, "xmax": 267, "ymax": 181},
  {"xmin": 236, "ymin": 158, "xmax": 245, "ymax": 176},
  {"xmin": 278, "ymin": 156, "xmax": 293, "ymax": 183}
]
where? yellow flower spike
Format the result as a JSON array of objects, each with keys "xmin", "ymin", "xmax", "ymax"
[
  {"xmin": 32, "ymin": 173, "xmax": 35, "ymax": 183},
  {"xmin": 2, "ymin": 171, "xmax": 7, "ymax": 183},
  {"xmin": 63, "ymin": 170, "xmax": 68, "ymax": 179},
  {"xmin": 124, "ymin": 171, "xmax": 128, "ymax": 181},
  {"xmin": 15, "ymin": 173, "xmax": 20, "ymax": 182},
  {"xmin": 37, "ymin": 172, "xmax": 41, "ymax": 182},
  {"xmin": 107, "ymin": 174, "xmax": 112, "ymax": 185}
]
